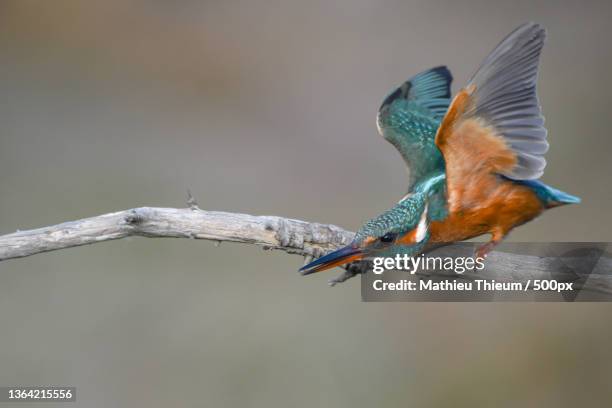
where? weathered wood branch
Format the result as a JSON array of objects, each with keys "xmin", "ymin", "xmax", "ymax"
[
  {"xmin": 0, "ymin": 204, "xmax": 610, "ymax": 295},
  {"xmin": 0, "ymin": 206, "xmax": 354, "ymax": 262}
]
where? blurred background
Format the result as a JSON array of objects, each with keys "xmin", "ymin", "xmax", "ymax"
[{"xmin": 1, "ymin": 0, "xmax": 611, "ymax": 407}]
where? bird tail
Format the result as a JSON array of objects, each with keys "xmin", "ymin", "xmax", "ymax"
[
  {"xmin": 543, "ymin": 185, "xmax": 581, "ymax": 207},
  {"xmin": 512, "ymin": 179, "xmax": 581, "ymax": 208}
]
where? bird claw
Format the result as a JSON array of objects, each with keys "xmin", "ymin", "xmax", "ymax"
[
  {"xmin": 328, "ymin": 269, "xmax": 357, "ymax": 286},
  {"xmin": 327, "ymin": 261, "xmax": 370, "ymax": 286},
  {"xmin": 474, "ymin": 241, "xmax": 497, "ymax": 259}
]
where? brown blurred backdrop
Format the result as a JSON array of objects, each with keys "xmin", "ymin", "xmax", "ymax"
[{"xmin": 1, "ymin": 1, "xmax": 611, "ymax": 407}]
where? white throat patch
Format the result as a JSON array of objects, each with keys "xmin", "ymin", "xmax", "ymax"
[{"xmin": 415, "ymin": 203, "xmax": 429, "ymax": 243}]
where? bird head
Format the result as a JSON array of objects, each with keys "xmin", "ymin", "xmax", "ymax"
[{"xmin": 300, "ymin": 195, "xmax": 430, "ymax": 275}]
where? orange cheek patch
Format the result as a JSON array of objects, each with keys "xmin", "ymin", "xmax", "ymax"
[
  {"xmin": 363, "ymin": 236, "xmax": 377, "ymax": 245},
  {"xmin": 397, "ymin": 230, "xmax": 417, "ymax": 245}
]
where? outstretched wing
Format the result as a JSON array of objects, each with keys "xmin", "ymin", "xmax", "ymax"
[
  {"xmin": 435, "ymin": 22, "xmax": 548, "ymax": 210},
  {"xmin": 377, "ymin": 66, "xmax": 453, "ymax": 188}
]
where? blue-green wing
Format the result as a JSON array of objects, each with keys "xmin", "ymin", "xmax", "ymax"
[
  {"xmin": 377, "ymin": 66, "xmax": 452, "ymax": 187},
  {"xmin": 376, "ymin": 66, "xmax": 452, "ymax": 221}
]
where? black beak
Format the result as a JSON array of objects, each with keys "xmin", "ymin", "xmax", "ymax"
[{"xmin": 299, "ymin": 245, "xmax": 363, "ymax": 275}]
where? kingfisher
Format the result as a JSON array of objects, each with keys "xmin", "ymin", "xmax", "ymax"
[{"xmin": 300, "ymin": 22, "xmax": 580, "ymax": 282}]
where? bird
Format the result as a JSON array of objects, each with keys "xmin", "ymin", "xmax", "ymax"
[{"xmin": 300, "ymin": 22, "xmax": 580, "ymax": 281}]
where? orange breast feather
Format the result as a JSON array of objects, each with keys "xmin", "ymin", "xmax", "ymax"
[{"xmin": 431, "ymin": 89, "xmax": 543, "ymax": 243}]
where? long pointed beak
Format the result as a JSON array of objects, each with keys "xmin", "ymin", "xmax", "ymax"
[{"xmin": 299, "ymin": 245, "xmax": 363, "ymax": 275}]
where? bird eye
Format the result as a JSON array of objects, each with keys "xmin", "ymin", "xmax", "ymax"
[{"xmin": 380, "ymin": 233, "xmax": 396, "ymax": 243}]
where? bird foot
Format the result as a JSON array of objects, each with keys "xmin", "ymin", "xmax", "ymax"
[
  {"xmin": 328, "ymin": 261, "xmax": 370, "ymax": 286},
  {"xmin": 328, "ymin": 269, "xmax": 358, "ymax": 286},
  {"xmin": 474, "ymin": 241, "xmax": 497, "ymax": 260}
]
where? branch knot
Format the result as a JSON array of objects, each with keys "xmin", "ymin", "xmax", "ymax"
[{"xmin": 124, "ymin": 210, "xmax": 145, "ymax": 226}]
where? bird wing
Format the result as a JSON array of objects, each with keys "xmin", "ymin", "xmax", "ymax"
[
  {"xmin": 377, "ymin": 66, "xmax": 453, "ymax": 188},
  {"xmin": 435, "ymin": 22, "xmax": 548, "ymax": 210}
]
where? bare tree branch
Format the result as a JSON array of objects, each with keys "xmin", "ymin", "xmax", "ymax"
[{"xmin": 0, "ymin": 207, "xmax": 354, "ymax": 261}]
